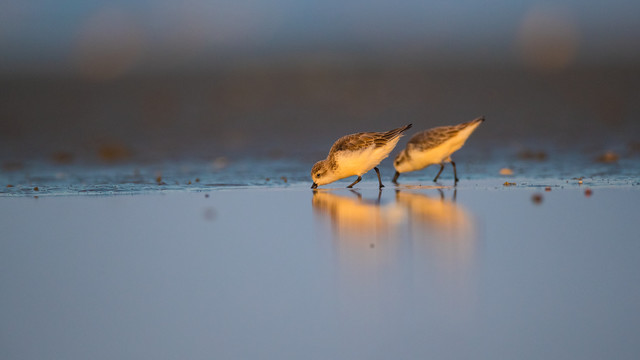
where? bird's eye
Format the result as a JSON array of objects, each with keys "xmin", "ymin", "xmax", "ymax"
[{"xmin": 315, "ymin": 173, "xmax": 320, "ymax": 178}]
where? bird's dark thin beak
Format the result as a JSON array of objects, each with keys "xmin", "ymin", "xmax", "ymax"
[{"xmin": 311, "ymin": 182, "xmax": 318, "ymax": 189}]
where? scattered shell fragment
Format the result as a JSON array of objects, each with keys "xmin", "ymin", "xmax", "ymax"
[
  {"xmin": 578, "ymin": 180, "xmax": 583, "ymax": 185},
  {"xmin": 585, "ymin": 188, "xmax": 593, "ymax": 197},
  {"xmin": 34, "ymin": 187, "xmax": 39, "ymax": 191},
  {"xmin": 499, "ymin": 168, "xmax": 514, "ymax": 176},
  {"xmin": 596, "ymin": 150, "xmax": 619, "ymax": 163},
  {"xmin": 518, "ymin": 150, "xmax": 548, "ymax": 161},
  {"xmin": 98, "ymin": 144, "xmax": 131, "ymax": 162},
  {"xmin": 545, "ymin": 187, "xmax": 552, "ymax": 191},
  {"xmin": 281, "ymin": 176, "xmax": 288, "ymax": 183},
  {"xmin": 2, "ymin": 161, "xmax": 24, "ymax": 171},
  {"xmin": 531, "ymin": 193, "xmax": 543, "ymax": 204},
  {"xmin": 503, "ymin": 182, "xmax": 517, "ymax": 186}
]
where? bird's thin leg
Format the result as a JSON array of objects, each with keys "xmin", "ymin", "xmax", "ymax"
[
  {"xmin": 392, "ymin": 171, "xmax": 400, "ymax": 185},
  {"xmin": 433, "ymin": 164, "xmax": 445, "ymax": 182},
  {"xmin": 374, "ymin": 167, "xmax": 385, "ymax": 189},
  {"xmin": 453, "ymin": 189, "xmax": 457, "ymax": 202},
  {"xmin": 451, "ymin": 160, "xmax": 459, "ymax": 183},
  {"xmin": 346, "ymin": 176, "xmax": 362, "ymax": 188},
  {"xmin": 376, "ymin": 188, "xmax": 382, "ymax": 204}
]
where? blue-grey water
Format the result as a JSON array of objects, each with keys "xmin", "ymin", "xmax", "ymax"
[{"xmin": 1, "ymin": 151, "xmax": 639, "ymax": 359}]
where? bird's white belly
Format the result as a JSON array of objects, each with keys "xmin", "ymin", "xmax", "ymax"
[
  {"xmin": 408, "ymin": 140, "xmax": 464, "ymax": 171},
  {"xmin": 335, "ymin": 140, "xmax": 398, "ymax": 177},
  {"xmin": 397, "ymin": 120, "xmax": 481, "ymax": 173}
]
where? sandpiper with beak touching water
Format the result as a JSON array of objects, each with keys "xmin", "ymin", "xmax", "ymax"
[{"xmin": 311, "ymin": 124, "xmax": 412, "ymax": 189}]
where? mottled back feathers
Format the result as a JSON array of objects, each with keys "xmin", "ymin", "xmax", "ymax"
[
  {"xmin": 407, "ymin": 117, "xmax": 483, "ymax": 151},
  {"xmin": 329, "ymin": 124, "xmax": 412, "ymax": 155}
]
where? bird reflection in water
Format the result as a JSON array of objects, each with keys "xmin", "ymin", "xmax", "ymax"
[
  {"xmin": 312, "ymin": 187, "xmax": 478, "ymax": 317},
  {"xmin": 395, "ymin": 187, "xmax": 476, "ymax": 267},
  {"xmin": 395, "ymin": 187, "xmax": 477, "ymax": 311},
  {"xmin": 395, "ymin": 187, "xmax": 474, "ymax": 238},
  {"xmin": 311, "ymin": 189, "xmax": 405, "ymax": 244},
  {"xmin": 311, "ymin": 189, "xmax": 406, "ymax": 299},
  {"xmin": 311, "ymin": 187, "xmax": 476, "ymax": 249}
]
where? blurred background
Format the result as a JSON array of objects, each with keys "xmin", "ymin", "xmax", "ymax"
[{"xmin": 1, "ymin": 0, "xmax": 639, "ymax": 163}]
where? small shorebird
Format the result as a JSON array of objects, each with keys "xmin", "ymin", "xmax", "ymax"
[
  {"xmin": 311, "ymin": 124, "xmax": 412, "ymax": 189},
  {"xmin": 392, "ymin": 117, "xmax": 484, "ymax": 185}
]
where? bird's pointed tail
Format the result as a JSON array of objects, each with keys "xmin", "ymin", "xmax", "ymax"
[
  {"xmin": 468, "ymin": 116, "xmax": 485, "ymax": 125},
  {"xmin": 382, "ymin": 123, "xmax": 413, "ymax": 141}
]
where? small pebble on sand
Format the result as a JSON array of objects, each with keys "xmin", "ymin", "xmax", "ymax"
[
  {"xmin": 585, "ymin": 188, "xmax": 593, "ymax": 197},
  {"xmin": 518, "ymin": 150, "xmax": 548, "ymax": 161},
  {"xmin": 98, "ymin": 144, "xmax": 131, "ymax": 162},
  {"xmin": 596, "ymin": 150, "xmax": 619, "ymax": 163},
  {"xmin": 531, "ymin": 193, "xmax": 543, "ymax": 204},
  {"xmin": 499, "ymin": 168, "xmax": 514, "ymax": 176}
]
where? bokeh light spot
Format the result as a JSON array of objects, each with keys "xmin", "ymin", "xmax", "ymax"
[
  {"xmin": 74, "ymin": 7, "xmax": 145, "ymax": 81},
  {"xmin": 517, "ymin": 5, "xmax": 580, "ymax": 71}
]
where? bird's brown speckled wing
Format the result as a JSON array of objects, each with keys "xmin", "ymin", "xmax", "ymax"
[
  {"xmin": 407, "ymin": 121, "xmax": 472, "ymax": 151},
  {"xmin": 329, "ymin": 124, "xmax": 413, "ymax": 154},
  {"xmin": 329, "ymin": 132, "xmax": 377, "ymax": 154}
]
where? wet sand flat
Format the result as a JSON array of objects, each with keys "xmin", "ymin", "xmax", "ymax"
[{"xmin": 1, "ymin": 183, "xmax": 639, "ymax": 359}]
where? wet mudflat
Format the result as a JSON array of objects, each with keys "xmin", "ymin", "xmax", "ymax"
[{"xmin": 1, "ymin": 179, "xmax": 639, "ymax": 359}]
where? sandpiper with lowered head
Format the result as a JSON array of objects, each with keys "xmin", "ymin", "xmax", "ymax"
[
  {"xmin": 392, "ymin": 117, "xmax": 484, "ymax": 185},
  {"xmin": 311, "ymin": 124, "xmax": 412, "ymax": 189}
]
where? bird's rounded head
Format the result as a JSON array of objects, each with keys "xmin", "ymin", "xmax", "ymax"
[
  {"xmin": 393, "ymin": 151, "xmax": 411, "ymax": 173},
  {"xmin": 310, "ymin": 160, "xmax": 336, "ymax": 187}
]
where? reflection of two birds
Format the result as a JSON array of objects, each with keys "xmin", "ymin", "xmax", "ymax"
[
  {"xmin": 312, "ymin": 188, "xmax": 478, "ymax": 306},
  {"xmin": 312, "ymin": 188, "xmax": 474, "ymax": 240}
]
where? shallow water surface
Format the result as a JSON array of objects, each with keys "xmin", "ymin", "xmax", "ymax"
[{"xmin": 1, "ymin": 184, "xmax": 639, "ymax": 359}]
